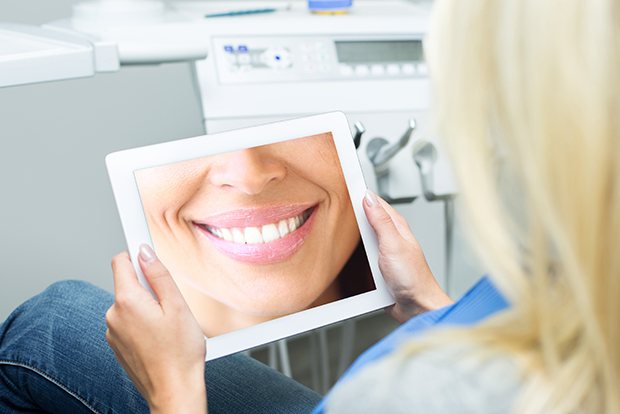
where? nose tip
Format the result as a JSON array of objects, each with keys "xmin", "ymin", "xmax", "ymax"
[{"xmin": 208, "ymin": 148, "xmax": 286, "ymax": 195}]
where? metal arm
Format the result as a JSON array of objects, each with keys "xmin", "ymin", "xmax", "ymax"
[
  {"xmin": 365, "ymin": 118, "xmax": 417, "ymax": 204},
  {"xmin": 412, "ymin": 139, "xmax": 439, "ymax": 201},
  {"xmin": 352, "ymin": 121, "xmax": 366, "ymax": 149},
  {"xmin": 366, "ymin": 118, "xmax": 416, "ymax": 175},
  {"xmin": 412, "ymin": 139, "xmax": 456, "ymax": 294}
]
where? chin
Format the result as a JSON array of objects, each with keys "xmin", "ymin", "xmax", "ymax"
[{"xmin": 231, "ymin": 289, "xmax": 324, "ymax": 318}]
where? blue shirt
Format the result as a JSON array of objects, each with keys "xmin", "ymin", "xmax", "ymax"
[{"xmin": 312, "ymin": 277, "xmax": 509, "ymax": 413}]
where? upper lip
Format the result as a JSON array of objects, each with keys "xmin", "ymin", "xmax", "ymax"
[{"xmin": 192, "ymin": 203, "xmax": 317, "ymax": 229}]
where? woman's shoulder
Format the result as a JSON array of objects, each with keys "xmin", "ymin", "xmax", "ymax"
[{"xmin": 325, "ymin": 343, "xmax": 522, "ymax": 414}]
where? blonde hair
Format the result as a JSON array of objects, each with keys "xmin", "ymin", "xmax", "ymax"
[{"xmin": 400, "ymin": 0, "xmax": 620, "ymax": 412}]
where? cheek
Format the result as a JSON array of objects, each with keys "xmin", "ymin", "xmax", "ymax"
[
  {"xmin": 139, "ymin": 177, "xmax": 202, "ymax": 220},
  {"xmin": 136, "ymin": 160, "xmax": 208, "ymax": 219},
  {"xmin": 335, "ymin": 203, "xmax": 360, "ymax": 253},
  {"xmin": 326, "ymin": 173, "xmax": 351, "ymax": 211},
  {"xmin": 331, "ymin": 183, "xmax": 360, "ymax": 260}
]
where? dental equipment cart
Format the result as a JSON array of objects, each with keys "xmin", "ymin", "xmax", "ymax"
[{"xmin": 1, "ymin": 0, "xmax": 465, "ymax": 392}]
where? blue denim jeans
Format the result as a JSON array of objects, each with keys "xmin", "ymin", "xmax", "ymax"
[{"xmin": 0, "ymin": 281, "xmax": 321, "ymax": 413}]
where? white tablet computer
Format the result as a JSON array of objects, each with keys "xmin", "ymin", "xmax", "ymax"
[{"xmin": 106, "ymin": 111, "xmax": 394, "ymax": 361}]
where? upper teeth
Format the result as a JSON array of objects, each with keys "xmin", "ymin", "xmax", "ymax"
[{"xmin": 204, "ymin": 210, "xmax": 310, "ymax": 244}]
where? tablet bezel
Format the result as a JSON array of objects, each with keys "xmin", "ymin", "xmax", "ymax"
[{"xmin": 106, "ymin": 111, "xmax": 395, "ymax": 360}]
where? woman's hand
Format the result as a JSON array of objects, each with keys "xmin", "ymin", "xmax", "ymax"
[
  {"xmin": 363, "ymin": 191, "xmax": 453, "ymax": 323},
  {"xmin": 105, "ymin": 245, "xmax": 207, "ymax": 414}
]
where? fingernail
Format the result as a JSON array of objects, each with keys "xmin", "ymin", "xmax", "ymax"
[
  {"xmin": 139, "ymin": 244, "xmax": 157, "ymax": 264},
  {"xmin": 364, "ymin": 190, "xmax": 377, "ymax": 207}
]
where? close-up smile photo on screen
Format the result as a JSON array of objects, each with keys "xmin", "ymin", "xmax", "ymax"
[
  {"xmin": 106, "ymin": 112, "xmax": 393, "ymax": 359},
  {"xmin": 134, "ymin": 132, "xmax": 376, "ymax": 337}
]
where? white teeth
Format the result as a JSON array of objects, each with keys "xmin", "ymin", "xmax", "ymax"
[
  {"xmin": 232, "ymin": 227, "xmax": 245, "ymax": 244},
  {"xmin": 287, "ymin": 217, "xmax": 297, "ymax": 232},
  {"xmin": 244, "ymin": 227, "xmax": 263, "ymax": 244},
  {"xmin": 220, "ymin": 228, "xmax": 233, "ymax": 241},
  {"xmin": 278, "ymin": 219, "xmax": 290, "ymax": 237},
  {"xmin": 262, "ymin": 223, "xmax": 280, "ymax": 242},
  {"xmin": 204, "ymin": 210, "xmax": 311, "ymax": 244}
]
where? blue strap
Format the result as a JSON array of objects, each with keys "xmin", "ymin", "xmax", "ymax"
[{"xmin": 312, "ymin": 276, "xmax": 509, "ymax": 413}]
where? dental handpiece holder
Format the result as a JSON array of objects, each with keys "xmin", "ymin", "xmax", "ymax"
[
  {"xmin": 352, "ymin": 121, "xmax": 365, "ymax": 149},
  {"xmin": 366, "ymin": 119, "xmax": 417, "ymax": 203},
  {"xmin": 413, "ymin": 139, "xmax": 439, "ymax": 201},
  {"xmin": 411, "ymin": 139, "xmax": 455, "ymax": 202},
  {"xmin": 412, "ymin": 139, "xmax": 457, "ymax": 293}
]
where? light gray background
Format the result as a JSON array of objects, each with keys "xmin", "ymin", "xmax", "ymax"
[
  {"xmin": 0, "ymin": 0, "xmax": 483, "ymax": 320},
  {"xmin": 1, "ymin": 0, "xmax": 206, "ymax": 318}
]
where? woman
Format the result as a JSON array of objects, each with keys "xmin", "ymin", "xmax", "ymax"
[
  {"xmin": 134, "ymin": 132, "xmax": 375, "ymax": 336},
  {"xmin": 1, "ymin": 0, "xmax": 618, "ymax": 413}
]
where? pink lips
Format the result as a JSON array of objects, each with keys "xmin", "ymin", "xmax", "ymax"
[
  {"xmin": 195, "ymin": 204, "xmax": 313, "ymax": 228},
  {"xmin": 193, "ymin": 204, "xmax": 318, "ymax": 265}
]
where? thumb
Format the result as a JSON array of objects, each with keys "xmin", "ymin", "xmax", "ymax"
[
  {"xmin": 363, "ymin": 191, "xmax": 404, "ymax": 255},
  {"xmin": 138, "ymin": 244, "xmax": 184, "ymax": 306}
]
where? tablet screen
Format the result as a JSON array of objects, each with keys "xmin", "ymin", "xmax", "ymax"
[{"xmin": 134, "ymin": 132, "xmax": 375, "ymax": 337}]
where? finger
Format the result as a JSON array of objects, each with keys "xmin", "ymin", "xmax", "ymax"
[
  {"xmin": 111, "ymin": 251, "xmax": 142, "ymax": 298},
  {"xmin": 137, "ymin": 244, "xmax": 185, "ymax": 307},
  {"xmin": 363, "ymin": 190, "xmax": 405, "ymax": 254},
  {"xmin": 377, "ymin": 198, "xmax": 417, "ymax": 244}
]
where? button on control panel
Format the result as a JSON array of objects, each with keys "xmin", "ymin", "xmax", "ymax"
[{"xmin": 262, "ymin": 47, "xmax": 293, "ymax": 69}]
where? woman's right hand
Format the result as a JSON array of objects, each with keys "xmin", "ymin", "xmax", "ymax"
[{"xmin": 363, "ymin": 191, "xmax": 453, "ymax": 323}]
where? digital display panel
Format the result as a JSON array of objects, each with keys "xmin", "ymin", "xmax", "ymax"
[{"xmin": 335, "ymin": 40, "xmax": 423, "ymax": 64}]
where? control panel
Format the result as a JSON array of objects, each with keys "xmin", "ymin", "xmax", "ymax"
[{"xmin": 213, "ymin": 36, "xmax": 427, "ymax": 84}]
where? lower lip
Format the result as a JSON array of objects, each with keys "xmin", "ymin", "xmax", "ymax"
[{"xmin": 195, "ymin": 207, "xmax": 318, "ymax": 265}]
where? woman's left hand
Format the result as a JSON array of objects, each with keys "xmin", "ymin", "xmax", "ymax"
[{"xmin": 105, "ymin": 245, "xmax": 207, "ymax": 414}]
